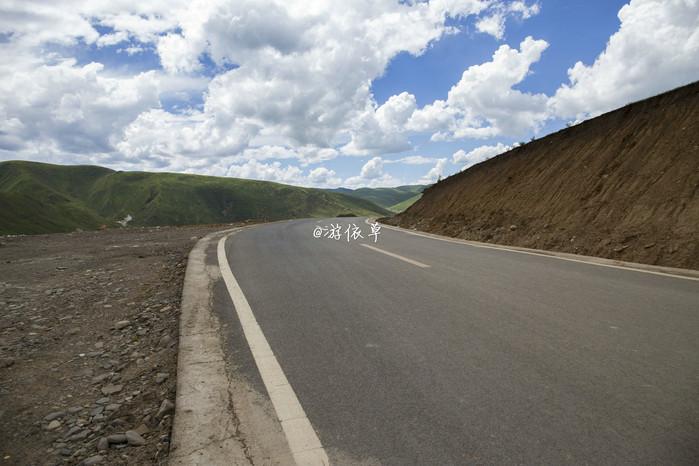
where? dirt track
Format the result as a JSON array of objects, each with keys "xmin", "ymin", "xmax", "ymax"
[
  {"xmin": 388, "ymin": 82, "xmax": 699, "ymax": 270},
  {"xmin": 0, "ymin": 225, "xmax": 228, "ymax": 465}
]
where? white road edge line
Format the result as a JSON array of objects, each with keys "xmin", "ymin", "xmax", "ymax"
[
  {"xmin": 372, "ymin": 220, "xmax": 699, "ymax": 282},
  {"xmin": 360, "ymin": 243, "xmax": 431, "ymax": 268},
  {"xmin": 217, "ymin": 233, "xmax": 330, "ymax": 466}
]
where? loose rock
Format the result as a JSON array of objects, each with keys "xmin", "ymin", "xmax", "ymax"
[
  {"xmin": 155, "ymin": 399, "xmax": 174, "ymax": 420},
  {"xmin": 157, "ymin": 335, "xmax": 172, "ymax": 348},
  {"xmin": 92, "ymin": 374, "xmax": 111, "ymax": 384},
  {"xmin": 81, "ymin": 455, "xmax": 104, "ymax": 465},
  {"xmin": 114, "ymin": 320, "xmax": 130, "ymax": 330},
  {"xmin": 90, "ymin": 406, "xmax": 104, "ymax": 416},
  {"xmin": 44, "ymin": 411, "xmax": 66, "ymax": 421},
  {"xmin": 64, "ymin": 426, "xmax": 81, "ymax": 438},
  {"xmin": 133, "ymin": 423, "xmax": 150, "ymax": 436},
  {"xmin": 0, "ymin": 358, "xmax": 14, "ymax": 368},
  {"xmin": 46, "ymin": 420, "xmax": 61, "ymax": 430},
  {"xmin": 106, "ymin": 434, "xmax": 127, "ymax": 444},
  {"xmin": 96, "ymin": 437, "xmax": 109, "ymax": 452},
  {"xmin": 100, "ymin": 384, "xmax": 122, "ymax": 396},
  {"xmin": 67, "ymin": 429, "xmax": 90, "ymax": 442},
  {"xmin": 125, "ymin": 430, "xmax": 146, "ymax": 446}
]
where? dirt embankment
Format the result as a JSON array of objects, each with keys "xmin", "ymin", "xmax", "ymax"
[
  {"xmin": 387, "ymin": 82, "xmax": 699, "ymax": 270},
  {"xmin": 0, "ymin": 224, "xmax": 228, "ymax": 465}
]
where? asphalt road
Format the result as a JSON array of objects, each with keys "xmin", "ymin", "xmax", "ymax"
[{"xmin": 222, "ymin": 218, "xmax": 699, "ymax": 465}]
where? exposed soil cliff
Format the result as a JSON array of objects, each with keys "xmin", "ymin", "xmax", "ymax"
[{"xmin": 387, "ymin": 82, "xmax": 699, "ymax": 269}]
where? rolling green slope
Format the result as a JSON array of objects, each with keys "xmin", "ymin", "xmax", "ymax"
[
  {"xmin": 0, "ymin": 161, "xmax": 390, "ymax": 234},
  {"xmin": 388, "ymin": 193, "xmax": 422, "ymax": 213},
  {"xmin": 328, "ymin": 185, "xmax": 425, "ymax": 212},
  {"xmin": 0, "ymin": 162, "xmax": 110, "ymax": 234}
]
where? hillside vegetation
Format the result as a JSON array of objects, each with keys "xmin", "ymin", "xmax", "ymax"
[
  {"xmin": 387, "ymin": 82, "xmax": 699, "ymax": 269},
  {"xmin": 328, "ymin": 185, "xmax": 425, "ymax": 212},
  {"xmin": 0, "ymin": 161, "xmax": 390, "ymax": 234},
  {"xmin": 388, "ymin": 193, "xmax": 423, "ymax": 213}
]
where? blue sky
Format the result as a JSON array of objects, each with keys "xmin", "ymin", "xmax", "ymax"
[
  {"xmin": 1, "ymin": 0, "xmax": 697, "ymax": 188},
  {"xmin": 337, "ymin": 0, "xmax": 630, "ymax": 183},
  {"xmin": 373, "ymin": 1, "xmax": 629, "ymax": 104}
]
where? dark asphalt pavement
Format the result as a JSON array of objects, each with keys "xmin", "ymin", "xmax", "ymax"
[{"xmin": 223, "ymin": 218, "xmax": 699, "ymax": 465}]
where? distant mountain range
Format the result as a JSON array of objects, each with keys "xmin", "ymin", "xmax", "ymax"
[
  {"xmin": 0, "ymin": 161, "xmax": 392, "ymax": 235},
  {"xmin": 328, "ymin": 185, "xmax": 426, "ymax": 212}
]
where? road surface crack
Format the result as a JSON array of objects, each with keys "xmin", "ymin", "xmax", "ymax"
[{"xmin": 227, "ymin": 384, "xmax": 255, "ymax": 465}]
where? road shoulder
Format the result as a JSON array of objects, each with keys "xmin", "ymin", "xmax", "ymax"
[
  {"xmin": 376, "ymin": 220, "xmax": 699, "ymax": 280},
  {"xmin": 170, "ymin": 227, "xmax": 294, "ymax": 466}
]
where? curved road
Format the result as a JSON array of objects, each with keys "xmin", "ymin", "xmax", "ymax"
[{"xmin": 219, "ymin": 218, "xmax": 699, "ymax": 465}]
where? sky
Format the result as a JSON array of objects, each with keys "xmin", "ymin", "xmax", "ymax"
[{"xmin": 0, "ymin": 0, "xmax": 698, "ymax": 188}]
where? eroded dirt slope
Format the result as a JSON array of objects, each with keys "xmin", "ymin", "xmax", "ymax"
[{"xmin": 387, "ymin": 82, "xmax": 699, "ymax": 269}]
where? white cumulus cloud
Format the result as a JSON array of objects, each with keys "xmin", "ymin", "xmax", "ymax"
[
  {"xmin": 419, "ymin": 158, "xmax": 447, "ymax": 184},
  {"xmin": 0, "ymin": 0, "xmax": 492, "ymax": 172},
  {"xmin": 452, "ymin": 142, "xmax": 510, "ymax": 169},
  {"xmin": 0, "ymin": 58, "xmax": 160, "ymax": 157},
  {"xmin": 1, "ymin": 0, "xmax": 697, "ymax": 189},
  {"xmin": 476, "ymin": 1, "xmax": 540, "ymax": 40},
  {"xmin": 360, "ymin": 157, "xmax": 385, "ymax": 180},
  {"xmin": 394, "ymin": 155, "xmax": 435, "ymax": 165},
  {"xmin": 226, "ymin": 159, "xmax": 304, "ymax": 184},
  {"xmin": 550, "ymin": 0, "xmax": 699, "ymax": 120},
  {"xmin": 344, "ymin": 156, "xmax": 400, "ymax": 188},
  {"xmin": 408, "ymin": 36, "xmax": 550, "ymax": 141},
  {"xmin": 308, "ymin": 167, "xmax": 342, "ymax": 187}
]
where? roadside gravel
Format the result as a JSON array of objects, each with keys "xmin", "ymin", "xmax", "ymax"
[{"xmin": 0, "ymin": 225, "xmax": 231, "ymax": 465}]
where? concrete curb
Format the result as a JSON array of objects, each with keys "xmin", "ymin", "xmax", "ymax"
[
  {"xmin": 374, "ymin": 219, "xmax": 699, "ymax": 280},
  {"xmin": 168, "ymin": 228, "xmax": 252, "ymax": 465}
]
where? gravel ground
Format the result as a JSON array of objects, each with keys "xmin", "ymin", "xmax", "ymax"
[{"xmin": 0, "ymin": 224, "xmax": 230, "ymax": 465}]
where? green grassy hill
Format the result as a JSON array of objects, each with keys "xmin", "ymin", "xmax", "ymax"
[
  {"xmin": 328, "ymin": 185, "xmax": 425, "ymax": 212},
  {"xmin": 388, "ymin": 193, "xmax": 422, "ymax": 213},
  {"xmin": 0, "ymin": 161, "xmax": 391, "ymax": 235}
]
